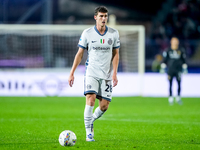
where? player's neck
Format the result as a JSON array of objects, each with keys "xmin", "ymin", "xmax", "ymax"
[
  {"xmin": 171, "ymin": 46, "xmax": 178, "ymax": 50},
  {"xmin": 96, "ymin": 25, "xmax": 106, "ymax": 35}
]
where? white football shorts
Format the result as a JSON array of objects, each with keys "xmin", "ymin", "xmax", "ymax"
[{"xmin": 84, "ymin": 76, "xmax": 112, "ymax": 101}]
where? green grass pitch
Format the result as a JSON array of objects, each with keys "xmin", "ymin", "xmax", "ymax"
[{"xmin": 0, "ymin": 97, "xmax": 200, "ymax": 150}]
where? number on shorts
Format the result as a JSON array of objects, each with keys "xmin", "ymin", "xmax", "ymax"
[{"xmin": 105, "ymin": 84, "xmax": 112, "ymax": 92}]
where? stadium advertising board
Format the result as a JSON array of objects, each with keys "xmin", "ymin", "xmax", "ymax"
[{"xmin": 0, "ymin": 72, "xmax": 199, "ymax": 97}]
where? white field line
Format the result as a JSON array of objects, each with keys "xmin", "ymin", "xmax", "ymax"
[
  {"xmin": 0, "ymin": 118, "xmax": 82, "ymax": 122},
  {"xmin": 1, "ymin": 116, "xmax": 199, "ymax": 125},
  {"xmin": 99, "ymin": 117, "xmax": 200, "ymax": 125}
]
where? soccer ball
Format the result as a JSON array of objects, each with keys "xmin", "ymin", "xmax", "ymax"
[{"xmin": 58, "ymin": 130, "xmax": 77, "ymax": 146}]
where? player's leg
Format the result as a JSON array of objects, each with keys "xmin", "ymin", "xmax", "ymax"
[
  {"xmin": 84, "ymin": 76, "xmax": 99, "ymax": 141},
  {"xmin": 99, "ymin": 98, "xmax": 110, "ymax": 111},
  {"xmin": 91, "ymin": 98, "xmax": 109, "ymax": 124},
  {"xmin": 175, "ymin": 72, "xmax": 182, "ymax": 105},
  {"xmin": 91, "ymin": 79, "xmax": 111, "ymax": 124},
  {"xmin": 84, "ymin": 94, "xmax": 96, "ymax": 141},
  {"xmin": 168, "ymin": 75, "xmax": 173, "ymax": 97},
  {"xmin": 168, "ymin": 74, "xmax": 174, "ymax": 104}
]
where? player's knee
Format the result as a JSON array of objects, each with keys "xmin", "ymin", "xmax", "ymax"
[
  {"xmin": 100, "ymin": 101, "xmax": 109, "ymax": 111},
  {"xmin": 100, "ymin": 105, "xmax": 108, "ymax": 111},
  {"xmin": 86, "ymin": 94, "xmax": 96, "ymax": 106},
  {"xmin": 86, "ymin": 99, "xmax": 95, "ymax": 106}
]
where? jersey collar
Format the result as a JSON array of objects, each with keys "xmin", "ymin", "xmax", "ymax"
[{"xmin": 94, "ymin": 25, "xmax": 108, "ymax": 36}]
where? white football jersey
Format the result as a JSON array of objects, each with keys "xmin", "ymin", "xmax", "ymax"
[{"xmin": 78, "ymin": 26, "xmax": 120, "ymax": 80}]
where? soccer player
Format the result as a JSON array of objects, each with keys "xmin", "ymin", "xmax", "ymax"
[
  {"xmin": 68, "ymin": 6, "xmax": 120, "ymax": 141},
  {"xmin": 160, "ymin": 37, "xmax": 187, "ymax": 105}
]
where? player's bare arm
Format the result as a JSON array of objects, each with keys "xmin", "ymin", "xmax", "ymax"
[
  {"xmin": 112, "ymin": 48, "xmax": 119, "ymax": 87},
  {"xmin": 68, "ymin": 47, "xmax": 84, "ymax": 87}
]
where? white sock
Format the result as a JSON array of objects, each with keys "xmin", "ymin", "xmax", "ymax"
[
  {"xmin": 168, "ymin": 96, "xmax": 174, "ymax": 103},
  {"xmin": 84, "ymin": 105, "xmax": 94, "ymax": 136},
  {"xmin": 176, "ymin": 96, "xmax": 181, "ymax": 102},
  {"xmin": 91, "ymin": 106, "xmax": 105, "ymax": 124}
]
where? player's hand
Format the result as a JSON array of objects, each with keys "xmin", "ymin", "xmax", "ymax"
[
  {"xmin": 68, "ymin": 74, "xmax": 74, "ymax": 87},
  {"xmin": 182, "ymin": 68, "xmax": 188, "ymax": 74},
  {"xmin": 160, "ymin": 63, "xmax": 166, "ymax": 73},
  {"xmin": 182, "ymin": 64, "xmax": 188, "ymax": 74},
  {"xmin": 159, "ymin": 68, "xmax": 165, "ymax": 73},
  {"xmin": 112, "ymin": 74, "xmax": 118, "ymax": 87}
]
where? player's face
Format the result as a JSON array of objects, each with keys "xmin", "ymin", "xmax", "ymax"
[
  {"xmin": 171, "ymin": 38, "xmax": 179, "ymax": 48},
  {"xmin": 94, "ymin": 12, "xmax": 108, "ymax": 27}
]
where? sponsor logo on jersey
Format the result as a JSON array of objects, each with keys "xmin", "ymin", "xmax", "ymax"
[
  {"xmin": 100, "ymin": 39, "xmax": 105, "ymax": 44},
  {"xmin": 93, "ymin": 47, "xmax": 110, "ymax": 50},
  {"xmin": 92, "ymin": 41, "xmax": 97, "ymax": 43},
  {"xmin": 169, "ymin": 50, "xmax": 181, "ymax": 59}
]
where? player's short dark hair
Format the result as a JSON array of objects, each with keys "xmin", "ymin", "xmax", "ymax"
[
  {"xmin": 94, "ymin": 6, "xmax": 108, "ymax": 16},
  {"xmin": 171, "ymin": 36, "xmax": 179, "ymax": 39}
]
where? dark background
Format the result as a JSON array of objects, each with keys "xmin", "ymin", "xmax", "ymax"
[{"xmin": 0, "ymin": 0, "xmax": 200, "ymax": 72}]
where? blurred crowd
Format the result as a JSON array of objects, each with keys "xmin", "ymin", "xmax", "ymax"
[
  {"xmin": 0, "ymin": 0, "xmax": 200, "ymax": 72},
  {"xmin": 148, "ymin": 0, "xmax": 200, "ymax": 62}
]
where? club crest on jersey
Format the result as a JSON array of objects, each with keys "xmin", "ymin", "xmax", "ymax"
[
  {"xmin": 108, "ymin": 38, "xmax": 112, "ymax": 45},
  {"xmin": 100, "ymin": 39, "xmax": 105, "ymax": 44},
  {"xmin": 87, "ymin": 84, "xmax": 92, "ymax": 89}
]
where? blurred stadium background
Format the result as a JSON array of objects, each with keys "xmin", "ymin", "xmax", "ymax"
[{"xmin": 0, "ymin": 0, "xmax": 200, "ymax": 97}]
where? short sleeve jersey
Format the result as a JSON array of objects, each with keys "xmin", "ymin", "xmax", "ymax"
[
  {"xmin": 162, "ymin": 47, "xmax": 186, "ymax": 73},
  {"xmin": 78, "ymin": 26, "xmax": 120, "ymax": 80}
]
